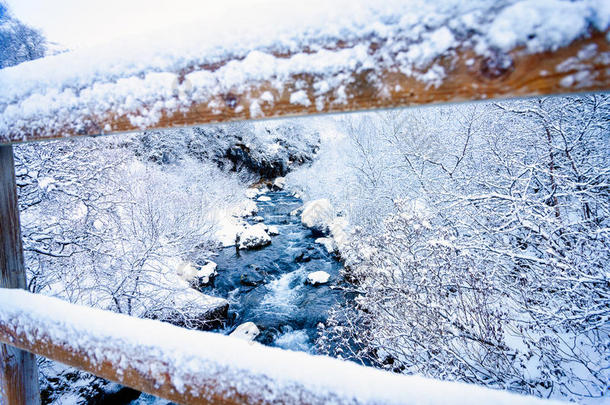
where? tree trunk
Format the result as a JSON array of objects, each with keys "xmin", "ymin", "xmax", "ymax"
[{"xmin": 0, "ymin": 144, "xmax": 40, "ymax": 405}]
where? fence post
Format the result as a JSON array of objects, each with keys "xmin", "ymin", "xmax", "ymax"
[{"xmin": 0, "ymin": 145, "xmax": 40, "ymax": 405}]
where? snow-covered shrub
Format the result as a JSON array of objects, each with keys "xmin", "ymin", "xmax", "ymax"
[
  {"xmin": 298, "ymin": 96, "xmax": 610, "ymax": 402},
  {"xmin": 15, "ymin": 135, "xmax": 242, "ymax": 324}
]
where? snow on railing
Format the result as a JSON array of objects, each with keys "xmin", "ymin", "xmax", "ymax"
[
  {"xmin": 0, "ymin": 288, "xmax": 560, "ymax": 405},
  {"xmin": 0, "ymin": 0, "xmax": 609, "ymax": 144}
]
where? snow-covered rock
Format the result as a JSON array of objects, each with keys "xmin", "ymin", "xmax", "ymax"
[
  {"xmin": 198, "ymin": 261, "xmax": 218, "ymax": 285},
  {"xmin": 237, "ymin": 223, "xmax": 271, "ymax": 249},
  {"xmin": 267, "ymin": 225, "xmax": 280, "ymax": 236},
  {"xmin": 251, "ymin": 215, "xmax": 265, "ymax": 222},
  {"xmin": 230, "ymin": 322, "xmax": 260, "ymax": 341},
  {"xmin": 175, "ymin": 261, "xmax": 218, "ymax": 285},
  {"xmin": 245, "ymin": 187, "xmax": 262, "ymax": 199},
  {"xmin": 38, "ymin": 176, "xmax": 56, "ymax": 191},
  {"xmin": 257, "ymin": 195, "xmax": 271, "ymax": 202},
  {"xmin": 216, "ymin": 217, "xmax": 247, "ymax": 247},
  {"xmin": 306, "ymin": 271, "xmax": 330, "ymax": 285},
  {"xmin": 272, "ymin": 177, "xmax": 286, "ymax": 190},
  {"xmin": 301, "ymin": 199, "xmax": 334, "ymax": 234},
  {"xmin": 315, "ymin": 237, "xmax": 336, "ymax": 253},
  {"xmin": 176, "ymin": 261, "xmax": 199, "ymax": 282}
]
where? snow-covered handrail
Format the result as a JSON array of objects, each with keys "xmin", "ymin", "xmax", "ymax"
[
  {"xmin": 0, "ymin": 288, "xmax": 559, "ymax": 405},
  {"xmin": 0, "ymin": 0, "xmax": 609, "ymax": 144}
]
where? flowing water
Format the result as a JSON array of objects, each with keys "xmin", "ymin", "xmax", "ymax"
[
  {"xmin": 201, "ymin": 189, "xmax": 346, "ymax": 352},
  {"xmin": 125, "ymin": 190, "xmax": 348, "ymax": 404}
]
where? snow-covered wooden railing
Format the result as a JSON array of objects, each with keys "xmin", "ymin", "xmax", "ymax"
[
  {"xmin": 0, "ymin": 288, "xmax": 559, "ymax": 405},
  {"xmin": 1, "ymin": 1, "xmax": 610, "ymax": 404},
  {"xmin": 0, "ymin": 1, "xmax": 609, "ymax": 144}
]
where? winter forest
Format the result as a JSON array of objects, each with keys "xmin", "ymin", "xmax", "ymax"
[{"xmin": 1, "ymin": 2, "xmax": 609, "ymax": 405}]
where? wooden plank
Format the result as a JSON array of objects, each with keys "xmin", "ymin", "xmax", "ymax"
[
  {"xmin": 0, "ymin": 288, "xmax": 556, "ymax": 405},
  {"xmin": 0, "ymin": 145, "xmax": 40, "ymax": 405},
  {"xmin": 1, "ymin": 30, "xmax": 609, "ymax": 145}
]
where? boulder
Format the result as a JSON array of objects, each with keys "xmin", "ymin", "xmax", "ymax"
[
  {"xmin": 237, "ymin": 223, "xmax": 271, "ymax": 249},
  {"xmin": 230, "ymin": 322, "xmax": 260, "ymax": 341},
  {"xmin": 306, "ymin": 271, "xmax": 330, "ymax": 285},
  {"xmin": 257, "ymin": 195, "xmax": 271, "ymax": 202},
  {"xmin": 198, "ymin": 261, "xmax": 218, "ymax": 285},
  {"xmin": 295, "ymin": 249, "xmax": 321, "ymax": 263},
  {"xmin": 240, "ymin": 271, "xmax": 265, "ymax": 287},
  {"xmin": 315, "ymin": 237, "xmax": 336, "ymax": 253},
  {"xmin": 272, "ymin": 177, "xmax": 286, "ymax": 190},
  {"xmin": 251, "ymin": 215, "xmax": 265, "ymax": 222},
  {"xmin": 239, "ymin": 264, "xmax": 265, "ymax": 287},
  {"xmin": 267, "ymin": 225, "xmax": 280, "ymax": 235},
  {"xmin": 301, "ymin": 199, "xmax": 334, "ymax": 235}
]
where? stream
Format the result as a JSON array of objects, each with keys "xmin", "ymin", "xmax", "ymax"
[
  {"xmin": 126, "ymin": 189, "xmax": 349, "ymax": 404},
  {"xmin": 202, "ymin": 189, "xmax": 347, "ymax": 352}
]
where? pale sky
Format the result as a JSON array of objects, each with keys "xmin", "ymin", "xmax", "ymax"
[{"xmin": 5, "ymin": 0, "xmax": 254, "ymax": 50}]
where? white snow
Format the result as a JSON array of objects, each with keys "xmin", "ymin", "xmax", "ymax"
[
  {"xmin": 290, "ymin": 90, "xmax": 312, "ymax": 107},
  {"xmin": 2, "ymin": 0, "xmax": 607, "ymax": 142},
  {"xmin": 301, "ymin": 199, "xmax": 334, "ymax": 234},
  {"xmin": 267, "ymin": 225, "xmax": 280, "ymax": 236},
  {"xmin": 175, "ymin": 261, "xmax": 199, "ymax": 282},
  {"xmin": 216, "ymin": 217, "xmax": 247, "ymax": 247},
  {"xmin": 37, "ymin": 176, "xmax": 56, "ymax": 190},
  {"xmin": 0, "ymin": 288, "xmax": 559, "ymax": 404},
  {"xmin": 272, "ymin": 177, "xmax": 286, "ymax": 190},
  {"xmin": 245, "ymin": 187, "xmax": 262, "ymax": 199},
  {"xmin": 229, "ymin": 322, "xmax": 260, "ymax": 341},
  {"xmin": 306, "ymin": 271, "xmax": 331, "ymax": 285},
  {"xmin": 150, "ymin": 258, "xmax": 227, "ymax": 318},
  {"xmin": 237, "ymin": 223, "xmax": 271, "ymax": 249},
  {"xmin": 233, "ymin": 199, "xmax": 258, "ymax": 217},
  {"xmin": 198, "ymin": 261, "xmax": 218, "ymax": 285},
  {"xmin": 216, "ymin": 198, "xmax": 263, "ymax": 247},
  {"xmin": 486, "ymin": 0, "xmax": 605, "ymax": 52},
  {"xmin": 328, "ymin": 217, "xmax": 349, "ymax": 251},
  {"xmin": 257, "ymin": 195, "xmax": 271, "ymax": 202},
  {"xmin": 315, "ymin": 237, "xmax": 336, "ymax": 253}
]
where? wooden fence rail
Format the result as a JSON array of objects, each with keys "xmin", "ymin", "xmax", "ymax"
[{"xmin": 0, "ymin": 288, "xmax": 560, "ymax": 405}]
